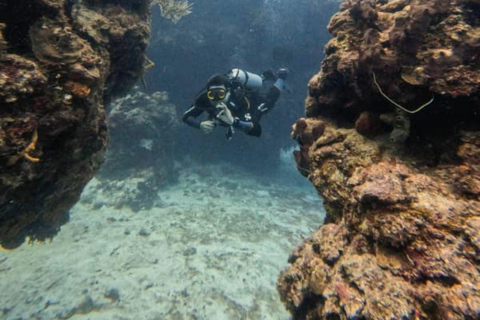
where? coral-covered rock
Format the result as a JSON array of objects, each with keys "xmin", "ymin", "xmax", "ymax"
[
  {"xmin": 307, "ymin": 0, "xmax": 479, "ymax": 126},
  {"xmin": 0, "ymin": 0, "xmax": 150, "ymax": 248},
  {"xmin": 94, "ymin": 90, "xmax": 179, "ymax": 211},
  {"xmin": 280, "ymin": 123, "xmax": 480, "ymax": 320},
  {"xmin": 280, "ymin": 0, "xmax": 480, "ymax": 319},
  {"xmin": 354, "ymin": 111, "xmax": 387, "ymax": 138}
]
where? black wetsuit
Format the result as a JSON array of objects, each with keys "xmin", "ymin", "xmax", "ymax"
[{"xmin": 182, "ymin": 81, "xmax": 281, "ymax": 137}]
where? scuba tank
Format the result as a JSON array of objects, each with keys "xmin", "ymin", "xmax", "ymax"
[{"xmin": 228, "ymin": 68, "xmax": 263, "ymax": 91}]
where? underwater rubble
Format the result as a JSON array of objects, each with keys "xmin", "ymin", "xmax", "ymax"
[
  {"xmin": 0, "ymin": 0, "xmax": 150, "ymax": 248},
  {"xmin": 278, "ymin": 0, "xmax": 480, "ymax": 319}
]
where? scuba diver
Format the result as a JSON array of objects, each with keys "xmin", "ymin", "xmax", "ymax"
[{"xmin": 182, "ymin": 68, "xmax": 288, "ymax": 139}]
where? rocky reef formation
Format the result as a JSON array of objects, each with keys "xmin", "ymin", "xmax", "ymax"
[
  {"xmin": 278, "ymin": 0, "xmax": 480, "ymax": 319},
  {"xmin": 89, "ymin": 90, "xmax": 179, "ymax": 212},
  {"xmin": 0, "ymin": 0, "xmax": 150, "ymax": 248}
]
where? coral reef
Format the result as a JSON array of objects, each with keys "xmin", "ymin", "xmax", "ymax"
[
  {"xmin": 94, "ymin": 90, "xmax": 179, "ymax": 211},
  {"xmin": 0, "ymin": 0, "xmax": 150, "ymax": 248},
  {"xmin": 279, "ymin": 0, "xmax": 480, "ymax": 319}
]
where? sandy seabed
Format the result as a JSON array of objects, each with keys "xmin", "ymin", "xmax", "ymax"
[{"xmin": 0, "ymin": 163, "xmax": 324, "ymax": 320}]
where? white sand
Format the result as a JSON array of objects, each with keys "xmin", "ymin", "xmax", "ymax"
[{"xmin": 0, "ymin": 163, "xmax": 324, "ymax": 320}]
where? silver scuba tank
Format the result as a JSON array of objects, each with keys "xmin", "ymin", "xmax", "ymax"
[{"xmin": 228, "ymin": 68, "xmax": 263, "ymax": 91}]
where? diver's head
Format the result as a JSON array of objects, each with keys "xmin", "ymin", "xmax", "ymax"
[{"xmin": 206, "ymin": 74, "xmax": 231, "ymax": 106}]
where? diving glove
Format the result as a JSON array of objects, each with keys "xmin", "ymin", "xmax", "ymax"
[
  {"xmin": 215, "ymin": 103, "xmax": 234, "ymax": 126},
  {"xmin": 200, "ymin": 120, "xmax": 216, "ymax": 134}
]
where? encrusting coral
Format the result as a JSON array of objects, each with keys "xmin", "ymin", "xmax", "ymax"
[{"xmin": 278, "ymin": 0, "xmax": 480, "ymax": 319}]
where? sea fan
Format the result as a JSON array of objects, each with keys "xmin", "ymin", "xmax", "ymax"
[{"xmin": 151, "ymin": 0, "xmax": 193, "ymax": 23}]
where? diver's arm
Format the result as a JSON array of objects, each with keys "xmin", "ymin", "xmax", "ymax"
[
  {"xmin": 182, "ymin": 105, "xmax": 203, "ymax": 129},
  {"xmin": 273, "ymin": 77, "xmax": 286, "ymax": 92},
  {"xmin": 232, "ymin": 118, "xmax": 261, "ymax": 137},
  {"xmin": 232, "ymin": 118, "xmax": 253, "ymax": 132}
]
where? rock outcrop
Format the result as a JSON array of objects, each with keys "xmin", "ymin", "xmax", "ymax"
[
  {"xmin": 92, "ymin": 90, "xmax": 179, "ymax": 212},
  {"xmin": 278, "ymin": 0, "xmax": 480, "ymax": 319},
  {"xmin": 0, "ymin": 0, "xmax": 150, "ymax": 248}
]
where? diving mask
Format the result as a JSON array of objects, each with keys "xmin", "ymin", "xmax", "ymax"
[{"xmin": 207, "ymin": 86, "xmax": 227, "ymax": 101}]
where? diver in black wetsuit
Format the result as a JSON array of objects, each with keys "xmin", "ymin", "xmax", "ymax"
[{"xmin": 182, "ymin": 68, "xmax": 288, "ymax": 139}]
